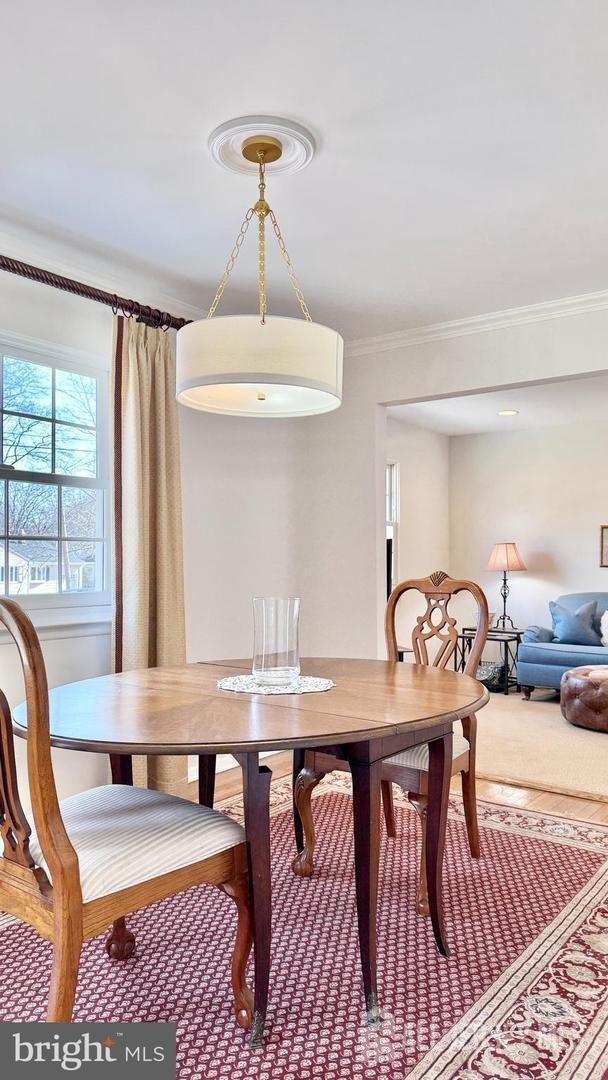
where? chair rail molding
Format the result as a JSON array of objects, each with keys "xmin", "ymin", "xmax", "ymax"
[{"xmin": 0, "ymin": 610, "xmax": 112, "ymax": 645}]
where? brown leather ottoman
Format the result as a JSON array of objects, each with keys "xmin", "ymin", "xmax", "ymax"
[{"xmin": 561, "ymin": 666, "xmax": 608, "ymax": 733}]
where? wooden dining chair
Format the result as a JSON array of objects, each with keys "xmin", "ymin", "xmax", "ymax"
[
  {"xmin": 0, "ymin": 599, "xmax": 254, "ymax": 1031},
  {"xmin": 292, "ymin": 571, "xmax": 489, "ymax": 916}
]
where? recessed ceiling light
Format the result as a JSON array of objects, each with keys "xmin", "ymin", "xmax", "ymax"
[{"xmin": 498, "ymin": 409, "xmax": 519, "ymax": 417}]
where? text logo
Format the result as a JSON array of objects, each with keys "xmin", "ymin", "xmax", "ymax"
[{"xmin": 2, "ymin": 1024, "xmax": 176, "ymax": 1078}]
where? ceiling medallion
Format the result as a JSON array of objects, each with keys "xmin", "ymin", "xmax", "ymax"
[
  {"xmin": 176, "ymin": 119, "xmax": 342, "ymax": 418},
  {"xmin": 207, "ymin": 115, "xmax": 316, "ymax": 176}
]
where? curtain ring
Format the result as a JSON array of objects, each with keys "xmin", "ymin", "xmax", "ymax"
[{"xmin": 111, "ymin": 294, "xmax": 119, "ymax": 316}]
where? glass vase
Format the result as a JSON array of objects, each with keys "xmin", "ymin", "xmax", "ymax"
[{"xmin": 252, "ymin": 597, "xmax": 300, "ymax": 687}]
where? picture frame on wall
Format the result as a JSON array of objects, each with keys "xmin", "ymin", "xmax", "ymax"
[{"xmin": 601, "ymin": 526, "xmax": 608, "ymax": 568}]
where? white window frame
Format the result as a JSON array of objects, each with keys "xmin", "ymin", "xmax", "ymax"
[{"xmin": 0, "ymin": 333, "xmax": 111, "ymax": 613}]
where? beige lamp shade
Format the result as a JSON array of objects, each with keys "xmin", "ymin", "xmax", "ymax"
[
  {"xmin": 487, "ymin": 542, "xmax": 527, "ymax": 572},
  {"xmin": 176, "ymin": 314, "xmax": 343, "ymax": 418}
]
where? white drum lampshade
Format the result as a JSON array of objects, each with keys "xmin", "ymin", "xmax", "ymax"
[{"xmin": 176, "ymin": 314, "xmax": 343, "ymax": 418}]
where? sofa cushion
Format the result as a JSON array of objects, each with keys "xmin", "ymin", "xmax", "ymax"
[
  {"xmin": 549, "ymin": 600, "xmax": 601, "ymax": 646},
  {"xmin": 602, "ymin": 611, "xmax": 608, "ymax": 647},
  {"xmin": 555, "ymin": 593, "xmax": 608, "ymax": 636},
  {"xmin": 518, "ymin": 640, "xmax": 608, "ymax": 668}
]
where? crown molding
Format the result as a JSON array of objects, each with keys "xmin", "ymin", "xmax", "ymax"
[
  {"xmin": 0, "ymin": 219, "xmax": 204, "ymax": 324},
  {"xmin": 345, "ymin": 288, "xmax": 608, "ymax": 358},
  {"xmin": 5, "ymin": 217, "xmax": 608, "ymax": 354}
]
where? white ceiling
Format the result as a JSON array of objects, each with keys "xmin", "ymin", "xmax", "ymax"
[
  {"xmin": 387, "ymin": 373, "xmax": 608, "ymax": 435},
  {"xmin": 3, "ymin": 2, "xmax": 608, "ymax": 340}
]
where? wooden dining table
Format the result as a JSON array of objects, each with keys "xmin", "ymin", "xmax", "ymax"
[{"xmin": 12, "ymin": 656, "xmax": 488, "ymax": 1047}]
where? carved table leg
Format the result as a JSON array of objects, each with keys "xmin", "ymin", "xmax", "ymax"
[
  {"xmin": 350, "ymin": 758, "xmax": 383, "ymax": 1028},
  {"xmin": 292, "ymin": 748, "xmax": 305, "ymax": 854},
  {"xmin": 198, "ymin": 754, "xmax": 216, "ymax": 807},
  {"xmin": 240, "ymin": 752, "xmax": 272, "ymax": 1049},
  {"xmin": 110, "ymin": 754, "xmax": 133, "ymax": 785},
  {"xmin": 408, "ymin": 793, "xmax": 429, "ymax": 916},
  {"xmin": 219, "ymin": 869, "xmax": 254, "ymax": 1030},
  {"xmin": 381, "ymin": 779, "xmax": 397, "ymax": 838},
  {"xmin": 291, "ymin": 764, "xmax": 323, "ymax": 877},
  {"xmin": 426, "ymin": 731, "xmax": 452, "ymax": 958},
  {"xmin": 105, "ymin": 917, "xmax": 136, "ymax": 960}
]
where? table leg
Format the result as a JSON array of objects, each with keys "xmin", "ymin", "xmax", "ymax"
[
  {"xmin": 292, "ymin": 748, "xmax": 305, "ymax": 854},
  {"xmin": 350, "ymin": 758, "xmax": 382, "ymax": 1027},
  {"xmin": 197, "ymin": 754, "xmax": 216, "ymax": 807},
  {"xmin": 240, "ymin": 752, "xmax": 272, "ymax": 1049},
  {"xmin": 426, "ymin": 731, "xmax": 453, "ymax": 957},
  {"xmin": 110, "ymin": 754, "xmax": 133, "ymax": 785},
  {"xmin": 503, "ymin": 640, "xmax": 509, "ymax": 695}
]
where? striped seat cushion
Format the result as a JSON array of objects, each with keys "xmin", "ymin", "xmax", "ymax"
[
  {"xmin": 28, "ymin": 785, "xmax": 245, "ymax": 903},
  {"xmin": 385, "ymin": 732, "xmax": 469, "ymax": 772}
]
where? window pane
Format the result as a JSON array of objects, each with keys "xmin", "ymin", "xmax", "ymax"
[
  {"xmin": 3, "ymin": 415, "xmax": 52, "ymax": 472},
  {"xmin": 55, "ymin": 369, "xmax": 97, "ymax": 427},
  {"xmin": 8, "ymin": 481, "xmax": 58, "ymax": 537},
  {"xmin": 61, "ymin": 487, "xmax": 102, "ymax": 538},
  {"xmin": 55, "ymin": 425, "xmax": 96, "ymax": 477},
  {"xmin": 0, "ymin": 545, "xmax": 4, "ymax": 590},
  {"xmin": 0, "ymin": 482, "xmax": 5, "ymax": 535},
  {"xmin": 3, "ymin": 356, "xmax": 52, "ymax": 418},
  {"xmin": 8, "ymin": 540, "xmax": 58, "ymax": 595},
  {"xmin": 61, "ymin": 541, "xmax": 103, "ymax": 592}
]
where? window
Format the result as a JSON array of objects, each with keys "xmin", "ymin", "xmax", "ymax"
[
  {"xmin": 0, "ymin": 348, "xmax": 109, "ymax": 608},
  {"xmin": 385, "ymin": 460, "xmax": 399, "ymax": 597}
]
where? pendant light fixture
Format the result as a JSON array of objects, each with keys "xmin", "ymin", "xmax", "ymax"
[{"xmin": 176, "ymin": 117, "xmax": 343, "ymax": 418}]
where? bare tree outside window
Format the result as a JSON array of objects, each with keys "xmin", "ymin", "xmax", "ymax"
[{"xmin": 0, "ymin": 353, "xmax": 106, "ymax": 600}]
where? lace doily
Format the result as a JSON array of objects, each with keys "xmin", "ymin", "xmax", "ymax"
[{"xmin": 217, "ymin": 675, "xmax": 335, "ymax": 695}]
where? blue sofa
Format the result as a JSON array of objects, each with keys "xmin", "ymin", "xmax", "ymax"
[{"xmin": 517, "ymin": 592, "xmax": 608, "ymax": 696}]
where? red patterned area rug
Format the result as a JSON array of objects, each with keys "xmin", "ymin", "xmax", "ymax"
[{"xmin": 1, "ymin": 775, "xmax": 607, "ymax": 1079}]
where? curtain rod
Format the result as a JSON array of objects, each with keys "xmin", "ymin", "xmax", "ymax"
[{"xmin": 0, "ymin": 253, "xmax": 192, "ymax": 332}]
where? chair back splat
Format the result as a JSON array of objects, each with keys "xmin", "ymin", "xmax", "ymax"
[
  {"xmin": 385, "ymin": 570, "xmax": 489, "ymax": 677},
  {"xmin": 0, "ymin": 599, "xmax": 79, "ymax": 903}
]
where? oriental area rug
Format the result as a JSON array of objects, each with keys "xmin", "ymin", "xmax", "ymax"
[{"xmin": 0, "ymin": 774, "xmax": 607, "ymax": 1079}]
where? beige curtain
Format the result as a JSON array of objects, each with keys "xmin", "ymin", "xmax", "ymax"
[{"xmin": 112, "ymin": 316, "xmax": 188, "ymax": 796}]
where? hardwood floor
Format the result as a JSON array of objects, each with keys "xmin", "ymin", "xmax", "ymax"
[{"xmin": 195, "ymin": 750, "xmax": 608, "ymax": 825}]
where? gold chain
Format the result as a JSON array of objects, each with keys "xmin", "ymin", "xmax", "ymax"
[
  {"xmin": 268, "ymin": 209, "xmax": 312, "ymax": 322},
  {"xmin": 207, "ymin": 207, "xmax": 255, "ymax": 319},
  {"xmin": 207, "ymin": 150, "xmax": 312, "ymax": 323},
  {"xmin": 258, "ymin": 213, "xmax": 267, "ymax": 323},
  {"xmin": 256, "ymin": 157, "xmax": 268, "ymax": 323}
]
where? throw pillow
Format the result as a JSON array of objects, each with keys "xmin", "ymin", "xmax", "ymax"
[
  {"xmin": 549, "ymin": 600, "xmax": 601, "ymax": 646},
  {"xmin": 601, "ymin": 610, "xmax": 608, "ymax": 647}
]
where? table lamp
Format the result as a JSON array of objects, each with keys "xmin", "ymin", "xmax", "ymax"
[{"xmin": 487, "ymin": 542, "xmax": 527, "ymax": 629}]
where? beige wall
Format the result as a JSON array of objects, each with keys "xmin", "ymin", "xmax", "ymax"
[
  {"xmin": 179, "ymin": 410, "xmax": 299, "ymax": 661},
  {"xmin": 386, "ymin": 418, "xmax": 450, "ymax": 643},
  {"xmin": 449, "ymin": 421, "xmax": 608, "ymax": 630},
  {"xmin": 294, "ymin": 307, "xmax": 608, "ymax": 659},
  {"xmin": 386, "ymin": 417, "xmax": 450, "ymax": 582},
  {"xmin": 178, "ymin": 304, "xmax": 608, "ymax": 664}
]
